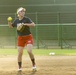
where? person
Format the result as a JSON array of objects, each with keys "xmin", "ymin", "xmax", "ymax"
[{"xmin": 8, "ymin": 7, "xmax": 36, "ymax": 71}]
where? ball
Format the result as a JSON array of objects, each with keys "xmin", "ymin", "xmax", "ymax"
[
  {"xmin": 7, "ymin": 17, "xmax": 12, "ymax": 21},
  {"xmin": 49, "ymin": 52, "xmax": 55, "ymax": 55}
]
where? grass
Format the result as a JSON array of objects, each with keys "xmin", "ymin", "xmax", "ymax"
[{"xmin": 0, "ymin": 49, "xmax": 76, "ymax": 56}]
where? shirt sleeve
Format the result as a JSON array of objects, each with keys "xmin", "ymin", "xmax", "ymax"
[{"xmin": 26, "ymin": 17, "xmax": 33, "ymax": 23}]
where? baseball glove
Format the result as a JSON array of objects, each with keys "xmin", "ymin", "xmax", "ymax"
[{"xmin": 17, "ymin": 23, "xmax": 25, "ymax": 32}]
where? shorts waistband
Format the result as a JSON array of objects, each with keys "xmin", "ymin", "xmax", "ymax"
[{"xmin": 18, "ymin": 34, "xmax": 32, "ymax": 37}]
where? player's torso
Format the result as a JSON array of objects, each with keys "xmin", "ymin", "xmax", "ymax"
[{"xmin": 15, "ymin": 17, "xmax": 31, "ymax": 36}]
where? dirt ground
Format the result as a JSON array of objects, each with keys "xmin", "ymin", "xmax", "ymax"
[{"xmin": 0, "ymin": 55, "xmax": 76, "ymax": 75}]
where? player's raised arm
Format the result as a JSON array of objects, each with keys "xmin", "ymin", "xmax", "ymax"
[{"xmin": 7, "ymin": 17, "xmax": 13, "ymax": 28}]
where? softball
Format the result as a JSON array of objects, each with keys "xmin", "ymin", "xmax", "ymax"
[
  {"xmin": 49, "ymin": 52, "xmax": 55, "ymax": 55},
  {"xmin": 7, "ymin": 17, "xmax": 12, "ymax": 21}
]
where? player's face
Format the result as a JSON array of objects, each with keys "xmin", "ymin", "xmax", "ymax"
[{"xmin": 18, "ymin": 10, "xmax": 25, "ymax": 17}]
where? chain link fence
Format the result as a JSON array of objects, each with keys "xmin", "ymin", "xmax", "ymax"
[{"xmin": 0, "ymin": 12, "xmax": 76, "ymax": 49}]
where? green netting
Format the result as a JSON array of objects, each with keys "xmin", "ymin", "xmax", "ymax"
[
  {"xmin": 1, "ymin": 12, "xmax": 76, "ymax": 24},
  {"xmin": 33, "ymin": 24, "xmax": 76, "ymax": 49},
  {"xmin": 0, "ymin": 12, "xmax": 76, "ymax": 49},
  {"xmin": 0, "ymin": 24, "xmax": 76, "ymax": 49},
  {"xmin": 0, "ymin": 26, "xmax": 17, "ymax": 48}
]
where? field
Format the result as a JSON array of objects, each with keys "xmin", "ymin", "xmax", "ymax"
[{"xmin": 0, "ymin": 49, "xmax": 76, "ymax": 75}]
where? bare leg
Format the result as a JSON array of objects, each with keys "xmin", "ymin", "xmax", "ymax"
[
  {"xmin": 26, "ymin": 44, "xmax": 36, "ymax": 67},
  {"xmin": 18, "ymin": 46, "xmax": 24, "ymax": 69}
]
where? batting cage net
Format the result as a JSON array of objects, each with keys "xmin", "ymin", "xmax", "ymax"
[
  {"xmin": 0, "ymin": 25, "xmax": 17, "ymax": 48},
  {"xmin": 0, "ymin": 12, "xmax": 76, "ymax": 49},
  {"xmin": 32, "ymin": 24, "xmax": 76, "ymax": 49},
  {"xmin": 0, "ymin": 24, "xmax": 76, "ymax": 49}
]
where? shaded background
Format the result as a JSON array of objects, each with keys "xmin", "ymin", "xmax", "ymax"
[
  {"xmin": 0, "ymin": 0, "xmax": 76, "ymax": 13},
  {"xmin": 0, "ymin": 0, "xmax": 76, "ymax": 24}
]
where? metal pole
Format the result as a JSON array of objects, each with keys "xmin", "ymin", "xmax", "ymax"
[
  {"xmin": 57, "ymin": 12, "xmax": 61, "ymax": 46},
  {"xmin": 35, "ymin": 12, "xmax": 39, "ymax": 49},
  {"xmin": 57, "ymin": 12, "xmax": 63, "ymax": 49},
  {"xmin": 60, "ymin": 24, "xmax": 63, "ymax": 49}
]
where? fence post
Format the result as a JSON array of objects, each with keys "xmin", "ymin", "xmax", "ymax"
[
  {"xmin": 57, "ymin": 12, "xmax": 63, "ymax": 49},
  {"xmin": 60, "ymin": 24, "xmax": 63, "ymax": 49},
  {"xmin": 57, "ymin": 12, "xmax": 61, "ymax": 46},
  {"xmin": 35, "ymin": 12, "xmax": 39, "ymax": 49}
]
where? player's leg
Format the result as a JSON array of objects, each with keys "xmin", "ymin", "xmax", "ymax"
[
  {"xmin": 26, "ymin": 44, "xmax": 36, "ymax": 70},
  {"xmin": 18, "ymin": 46, "xmax": 24, "ymax": 71},
  {"xmin": 17, "ymin": 36, "xmax": 25, "ymax": 71}
]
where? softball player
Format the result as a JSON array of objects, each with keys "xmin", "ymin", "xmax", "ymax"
[{"xmin": 8, "ymin": 7, "xmax": 36, "ymax": 71}]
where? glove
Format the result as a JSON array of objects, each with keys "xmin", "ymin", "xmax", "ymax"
[{"xmin": 17, "ymin": 23, "xmax": 25, "ymax": 32}]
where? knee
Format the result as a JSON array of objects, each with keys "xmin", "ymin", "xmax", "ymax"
[
  {"xmin": 18, "ymin": 51, "xmax": 23, "ymax": 56},
  {"xmin": 27, "ymin": 50, "xmax": 32, "ymax": 54}
]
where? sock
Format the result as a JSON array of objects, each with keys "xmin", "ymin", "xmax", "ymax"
[
  {"xmin": 31, "ymin": 58, "xmax": 35, "ymax": 66},
  {"xmin": 18, "ymin": 62, "xmax": 22, "ymax": 68}
]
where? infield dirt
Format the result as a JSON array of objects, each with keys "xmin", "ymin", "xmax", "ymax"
[{"xmin": 0, "ymin": 55, "xmax": 76, "ymax": 75}]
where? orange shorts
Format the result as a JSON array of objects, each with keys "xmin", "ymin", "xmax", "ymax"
[{"xmin": 17, "ymin": 34, "xmax": 34, "ymax": 47}]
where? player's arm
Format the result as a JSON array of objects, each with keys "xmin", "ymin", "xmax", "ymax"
[{"xmin": 24, "ymin": 22, "xmax": 35, "ymax": 27}]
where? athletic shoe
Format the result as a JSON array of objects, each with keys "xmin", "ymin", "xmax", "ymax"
[
  {"xmin": 18, "ymin": 68, "xmax": 22, "ymax": 71},
  {"xmin": 32, "ymin": 65, "xmax": 37, "ymax": 71}
]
